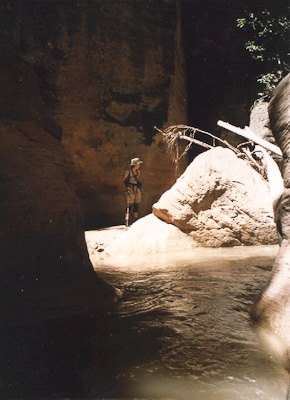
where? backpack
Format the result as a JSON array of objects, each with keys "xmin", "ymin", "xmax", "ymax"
[{"xmin": 125, "ymin": 169, "xmax": 142, "ymax": 188}]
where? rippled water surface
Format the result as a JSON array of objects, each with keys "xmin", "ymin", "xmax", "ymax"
[{"xmin": 90, "ymin": 245, "xmax": 289, "ymax": 399}]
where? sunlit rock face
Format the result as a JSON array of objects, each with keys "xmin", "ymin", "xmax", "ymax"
[
  {"xmin": 249, "ymin": 100, "xmax": 282, "ymax": 166},
  {"xmin": 251, "ymin": 74, "xmax": 290, "ymax": 354},
  {"xmin": 102, "ymin": 214, "xmax": 197, "ymax": 258},
  {"xmin": 18, "ymin": 0, "xmax": 187, "ymax": 227},
  {"xmin": 0, "ymin": 5, "xmax": 116, "ymax": 326},
  {"xmin": 249, "ymin": 101, "xmax": 274, "ymax": 143},
  {"xmin": 153, "ymin": 147, "xmax": 277, "ymax": 247}
]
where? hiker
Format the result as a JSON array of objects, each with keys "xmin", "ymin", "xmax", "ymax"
[{"xmin": 122, "ymin": 157, "xmax": 143, "ymax": 225}]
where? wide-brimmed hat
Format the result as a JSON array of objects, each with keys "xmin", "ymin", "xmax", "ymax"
[{"xmin": 130, "ymin": 157, "xmax": 143, "ymax": 166}]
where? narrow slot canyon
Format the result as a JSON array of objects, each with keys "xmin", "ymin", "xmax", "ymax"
[{"xmin": 0, "ymin": 1, "xmax": 289, "ymax": 399}]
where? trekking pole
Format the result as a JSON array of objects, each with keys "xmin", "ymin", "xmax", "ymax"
[{"xmin": 125, "ymin": 191, "xmax": 130, "ymax": 227}]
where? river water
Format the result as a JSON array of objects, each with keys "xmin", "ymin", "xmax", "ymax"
[
  {"xmin": 3, "ymin": 245, "xmax": 290, "ymax": 399},
  {"xmin": 87, "ymin": 245, "xmax": 289, "ymax": 399}
]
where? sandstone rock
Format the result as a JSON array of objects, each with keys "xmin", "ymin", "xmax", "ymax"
[
  {"xmin": 0, "ymin": 9, "xmax": 117, "ymax": 326},
  {"xmin": 10, "ymin": 1, "xmax": 268, "ymax": 228},
  {"xmin": 250, "ymin": 74, "xmax": 290, "ymax": 352},
  {"xmin": 85, "ymin": 225, "xmax": 128, "ymax": 263},
  {"xmin": 103, "ymin": 214, "xmax": 197, "ymax": 257},
  {"xmin": 28, "ymin": 0, "xmax": 188, "ymax": 227},
  {"xmin": 153, "ymin": 147, "xmax": 278, "ymax": 247},
  {"xmin": 0, "ymin": 119, "xmax": 117, "ymax": 326},
  {"xmin": 249, "ymin": 100, "xmax": 275, "ymax": 144},
  {"xmin": 249, "ymin": 100, "xmax": 282, "ymax": 165}
]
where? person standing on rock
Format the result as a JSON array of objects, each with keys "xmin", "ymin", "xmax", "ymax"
[{"xmin": 122, "ymin": 157, "xmax": 143, "ymax": 226}]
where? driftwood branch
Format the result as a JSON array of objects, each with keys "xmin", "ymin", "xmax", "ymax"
[
  {"xmin": 217, "ymin": 120, "xmax": 282, "ymax": 157},
  {"xmin": 155, "ymin": 124, "xmax": 240, "ymax": 163},
  {"xmin": 179, "ymin": 135, "xmax": 212, "ymax": 149},
  {"xmin": 155, "ymin": 123, "xmax": 271, "ymax": 177}
]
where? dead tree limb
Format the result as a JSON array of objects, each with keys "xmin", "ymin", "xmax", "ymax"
[
  {"xmin": 155, "ymin": 124, "xmax": 239, "ymax": 164},
  {"xmin": 217, "ymin": 120, "xmax": 282, "ymax": 157},
  {"xmin": 155, "ymin": 124, "xmax": 270, "ymax": 177},
  {"xmin": 179, "ymin": 135, "xmax": 212, "ymax": 149}
]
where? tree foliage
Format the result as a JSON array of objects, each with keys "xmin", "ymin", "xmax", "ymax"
[{"xmin": 237, "ymin": 5, "xmax": 290, "ymax": 99}]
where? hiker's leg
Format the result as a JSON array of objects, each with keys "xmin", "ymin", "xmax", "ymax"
[
  {"xmin": 127, "ymin": 188, "xmax": 135, "ymax": 214},
  {"xmin": 125, "ymin": 188, "xmax": 134, "ymax": 225},
  {"xmin": 133, "ymin": 188, "xmax": 142, "ymax": 218},
  {"xmin": 133, "ymin": 202, "xmax": 139, "ymax": 218},
  {"xmin": 125, "ymin": 204, "xmax": 133, "ymax": 213}
]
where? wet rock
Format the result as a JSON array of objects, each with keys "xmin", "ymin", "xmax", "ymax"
[
  {"xmin": 153, "ymin": 147, "xmax": 278, "ymax": 247},
  {"xmin": 85, "ymin": 226, "xmax": 129, "ymax": 262}
]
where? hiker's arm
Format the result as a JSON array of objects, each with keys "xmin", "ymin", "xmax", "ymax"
[{"xmin": 122, "ymin": 172, "xmax": 129, "ymax": 191}]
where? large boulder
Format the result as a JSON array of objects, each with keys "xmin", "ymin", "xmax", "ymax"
[
  {"xmin": 153, "ymin": 147, "xmax": 277, "ymax": 247},
  {"xmin": 91, "ymin": 147, "xmax": 278, "ymax": 260}
]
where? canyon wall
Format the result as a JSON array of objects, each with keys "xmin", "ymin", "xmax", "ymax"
[
  {"xmin": 17, "ymin": 0, "xmax": 263, "ymax": 228},
  {"xmin": 19, "ymin": 0, "xmax": 187, "ymax": 228},
  {"xmin": 0, "ymin": 1, "xmax": 117, "ymax": 327}
]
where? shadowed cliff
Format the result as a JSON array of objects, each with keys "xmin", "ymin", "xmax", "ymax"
[{"xmin": 0, "ymin": 0, "xmax": 117, "ymax": 328}]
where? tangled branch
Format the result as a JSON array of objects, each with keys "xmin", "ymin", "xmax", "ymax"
[{"xmin": 155, "ymin": 124, "xmax": 267, "ymax": 178}]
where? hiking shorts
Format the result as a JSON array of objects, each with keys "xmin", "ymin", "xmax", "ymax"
[{"xmin": 127, "ymin": 185, "xmax": 142, "ymax": 204}]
